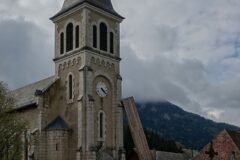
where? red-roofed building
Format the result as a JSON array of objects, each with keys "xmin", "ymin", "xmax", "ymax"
[{"xmin": 194, "ymin": 129, "xmax": 240, "ymax": 160}]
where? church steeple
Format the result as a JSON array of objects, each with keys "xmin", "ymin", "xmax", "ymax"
[
  {"xmin": 51, "ymin": 0, "xmax": 123, "ymax": 20},
  {"xmin": 51, "ymin": 0, "xmax": 124, "ymax": 68},
  {"xmin": 49, "ymin": 0, "xmax": 125, "ymax": 159}
]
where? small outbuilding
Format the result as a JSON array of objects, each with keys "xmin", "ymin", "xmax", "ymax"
[{"xmin": 194, "ymin": 129, "xmax": 240, "ymax": 160}]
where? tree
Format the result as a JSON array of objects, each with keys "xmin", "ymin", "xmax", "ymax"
[
  {"xmin": 124, "ymin": 125, "xmax": 183, "ymax": 156},
  {"xmin": 0, "ymin": 82, "xmax": 27, "ymax": 160},
  {"xmin": 236, "ymin": 155, "xmax": 240, "ymax": 160}
]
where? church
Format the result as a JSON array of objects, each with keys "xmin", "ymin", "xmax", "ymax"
[{"xmin": 10, "ymin": 0, "xmax": 125, "ymax": 159}]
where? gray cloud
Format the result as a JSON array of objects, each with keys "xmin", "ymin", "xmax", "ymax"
[
  {"xmin": 118, "ymin": 0, "xmax": 240, "ymax": 125},
  {"xmin": 0, "ymin": 18, "xmax": 54, "ymax": 89},
  {"xmin": 121, "ymin": 42, "xmax": 206, "ymax": 110}
]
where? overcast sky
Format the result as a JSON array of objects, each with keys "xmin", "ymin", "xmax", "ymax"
[{"xmin": 0, "ymin": 0, "xmax": 240, "ymax": 126}]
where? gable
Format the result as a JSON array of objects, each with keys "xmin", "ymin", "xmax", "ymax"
[
  {"xmin": 194, "ymin": 129, "xmax": 240, "ymax": 160},
  {"xmin": 227, "ymin": 130, "xmax": 240, "ymax": 150}
]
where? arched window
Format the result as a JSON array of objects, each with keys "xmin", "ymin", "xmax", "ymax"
[
  {"xmin": 75, "ymin": 25, "xmax": 79, "ymax": 48},
  {"xmin": 110, "ymin": 32, "xmax": 114, "ymax": 54},
  {"xmin": 60, "ymin": 32, "xmax": 64, "ymax": 54},
  {"xmin": 68, "ymin": 74, "xmax": 73, "ymax": 100},
  {"xmin": 66, "ymin": 23, "xmax": 73, "ymax": 52},
  {"xmin": 98, "ymin": 111, "xmax": 106, "ymax": 140},
  {"xmin": 93, "ymin": 25, "xmax": 97, "ymax": 48},
  {"xmin": 100, "ymin": 112, "xmax": 103, "ymax": 138},
  {"xmin": 100, "ymin": 23, "xmax": 108, "ymax": 52}
]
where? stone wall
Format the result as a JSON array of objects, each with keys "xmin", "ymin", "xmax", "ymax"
[{"xmin": 46, "ymin": 129, "xmax": 69, "ymax": 160}]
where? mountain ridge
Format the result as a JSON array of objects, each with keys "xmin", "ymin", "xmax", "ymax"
[{"xmin": 133, "ymin": 101, "xmax": 239, "ymax": 149}]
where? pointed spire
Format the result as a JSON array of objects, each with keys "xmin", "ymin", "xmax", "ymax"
[
  {"xmin": 62, "ymin": 0, "xmax": 80, "ymax": 9},
  {"xmin": 51, "ymin": 0, "xmax": 123, "ymax": 20}
]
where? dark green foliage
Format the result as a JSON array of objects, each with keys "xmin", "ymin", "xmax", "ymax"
[
  {"xmin": 0, "ymin": 82, "xmax": 13, "ymax": 113},
  {"xmin": 135, "ymin": 101, "xmax": 239, "ymax": 150},
  {"xmin": 124, "ymin": 125, "xmax": 135, "ymax": 156},
  {"xmin": 0, "ymin": 82, "xmax": 27, "ymax": 160},
  {"xmin": 124, "ymin": 125, "xmax": 182, "ymax": 156},
  {"xmin": 145, "ymin": 128, "xmax": 183, "ymax": 153}
]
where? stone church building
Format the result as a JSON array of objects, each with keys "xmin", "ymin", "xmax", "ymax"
[{"xmin": 11, "ymin": 0, "xmax": 125, "ymax": 159}]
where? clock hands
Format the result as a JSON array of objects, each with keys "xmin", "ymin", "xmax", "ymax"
[
  {"xmin": 96, "ymin": 81, "xmax": 108, "ymax": 97},
  {"xmin": 101, "ymin": 88, "xmax": 107, "ymax": 95}
]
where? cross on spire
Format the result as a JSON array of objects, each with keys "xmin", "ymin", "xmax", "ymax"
[{"xmin": 205, "ymin": 141, "xmax": 218, "ymax": 160}]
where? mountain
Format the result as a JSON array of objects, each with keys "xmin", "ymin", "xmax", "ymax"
[{"xmin": 130, "ymin": 101, "xmax": 239, "ymax": 150}]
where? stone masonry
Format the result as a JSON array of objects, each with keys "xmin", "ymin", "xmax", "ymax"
[{"xmin": 10, "ymin": 0, "xmax": 125, "ymax": 160}]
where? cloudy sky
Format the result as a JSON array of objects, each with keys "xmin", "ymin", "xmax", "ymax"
[{"xmin": 0, "ymin": 0, "xmax": 240, "ymax": 126}]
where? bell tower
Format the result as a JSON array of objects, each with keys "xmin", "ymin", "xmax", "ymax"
[{"xmin": 50, "ymin": 0, "xmax": 124, "ymax": 159}]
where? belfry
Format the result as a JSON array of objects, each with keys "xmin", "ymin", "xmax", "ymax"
[{"xmin": 11, "ymin": 0, "xmax": 125, "ymax": 159}]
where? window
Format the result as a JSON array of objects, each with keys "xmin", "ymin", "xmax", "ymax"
[
  {"xmin": 56, "ymin": 144, "xmax": 58, "ymax": 151},
  {"xmin": 100, "ymin": 23, "xmax": 107, "ymax": 51},
  {"xmin": 100, "ymin": 112, "xmax": 103, "ymax": 138},
  {"xmin": 75, "ymin": 26, "xmax": 79, "ymax": 48},
  {"xmin": 98, "ymin": 111, "xmax": 106, "ymax": 140},
  {"xmin": 60, "ymin": 33, "xmax": 64, "ymax": 54},
  {"xmin": 110, "ymin": 32, "xmax": 114, "ymax": 54},
  {"xmin": 93, "ymin": 25, "xmax": 97, "ymax": 48},
  {"xmin": 68, "ymin": 74, "xmax": 73, "ymax": 100},
  {"xmin": 24, "ymin": 130, "xmax": 28, "ymax": 159},
  {"xmin": 66, "ymin": 23, "xmax": 73, "ymax": 52}
]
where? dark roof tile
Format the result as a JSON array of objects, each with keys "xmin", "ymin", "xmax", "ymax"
[
  {"xmin": 51, "ymin": 0, "xmax": 123, "ymax": 20},
  {"xmin": 10, "ymin": 76, "xmax": 58, "ymax": 109},
  {"xmin": 45, "ymin": 116, "xmax": 70, "ymax": 130}
]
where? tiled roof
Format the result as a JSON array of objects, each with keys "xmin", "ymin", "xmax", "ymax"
[
  {"xmin": 227, "ymin": 130, "xmax": 240, "ymax": 150},
  {"xmin": 45, "ymin": 116, "xmax": 70, "ymax": 130},
  {"xmin": 10, "ymin": 76, "xmax": 57, "ymax": 109},
  {"xmin": 156, "ymin": 151, "xmax": 188, "ymax": 160},
  {"xmin": 97, "ymin": 151, "xmax": 113, "ymax": 160},
  {"xmin": 51, "ymin": 0, "xmax": 124, "ymax": 20},
  {"xmin": 127, "ymin": 149, "xmax": 189, "ymax": 160}
]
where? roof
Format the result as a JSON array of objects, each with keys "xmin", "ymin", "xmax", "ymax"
[
  {"xmin": 156, "ymin": 151, "xmax": 188, "ymax": 160},
  {"xmin": 51, "ymin": 0, "xmax": 124, "ymax": 20},
  {"xmin": 10, "ymin": 76, "xmax": 58, "ymax": 109},
  {"xmin": 45, "ymin": 116, "xmax": 70, "ymax": 130},
  {"xmin": 97, "ymin": 151, "xmax": 113, "ymax": 160},
  {"xmin": 127, "ymin": 150, "xmax": 189, "ymax": 160},
  {"xmin": 227, "ymin": 130, "xmax": 240, "ymax": 150}
]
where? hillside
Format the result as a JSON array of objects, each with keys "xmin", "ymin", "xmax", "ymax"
[
  {"xmin": 129, "ymin": 101, "xmax": 239, "ymax": 150},
  {"xmin": 124, "ymin": 126, "xmax": 183, "ymax": 156}
]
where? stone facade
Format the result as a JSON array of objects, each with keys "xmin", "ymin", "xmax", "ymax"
[
  {"xmin": 11, "ymin": 0, "xmax": 125, "ymax": 160},
  {"xmin": 194, "ymin": 129, "xmax": 240, "ymax": 160}
]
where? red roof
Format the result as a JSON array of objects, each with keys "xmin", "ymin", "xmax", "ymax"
[{"xmin": 226, "ymin": 130, "xmax": 240, "ymax": 150}]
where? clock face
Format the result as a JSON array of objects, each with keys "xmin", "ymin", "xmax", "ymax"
[{"xmin": 96, "ymin": 81, "xmax": 108, "ymax": 97}]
